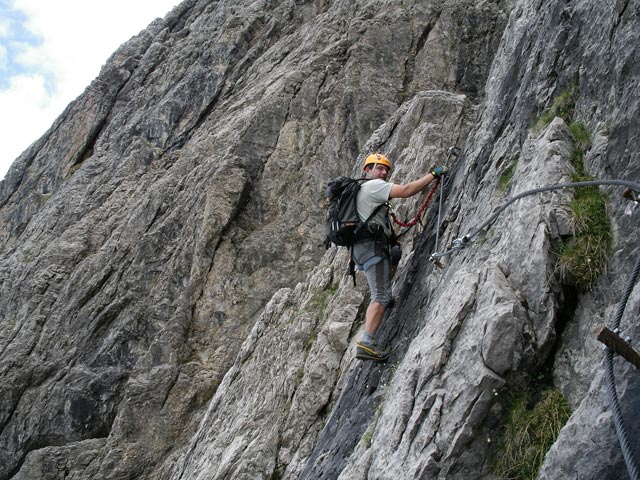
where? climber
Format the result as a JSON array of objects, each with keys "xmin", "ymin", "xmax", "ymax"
[{"xmin": 354, "ymin": 153, "xmax": 447, "ymax": 361}]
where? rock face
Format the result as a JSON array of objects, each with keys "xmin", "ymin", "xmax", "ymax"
[{"xmin": 1, "ymin": 0, "xmax": 639, "ymax": 479}]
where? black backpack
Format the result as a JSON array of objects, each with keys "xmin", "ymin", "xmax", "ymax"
[
  {"xmin": 325, "ymin": 177, "xmax": 388, "ymax": 285},
  {"xmin": 324, "ymin": 176, "xmax": 384, "ymax": 248}
]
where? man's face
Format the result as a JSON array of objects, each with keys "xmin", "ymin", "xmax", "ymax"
[{"xmin": 367, "ymin": 163, "xmax": 390, "ymax": 180}]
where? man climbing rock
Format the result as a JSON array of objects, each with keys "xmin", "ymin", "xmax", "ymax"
[{"xmin": 354, "ymin": 153, "xmax": 447, "ymax": 361}]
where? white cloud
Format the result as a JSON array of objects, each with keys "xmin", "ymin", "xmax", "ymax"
[
  {"xmin": 0, "ymin": 43, "xmax": 7, "ymax": 70},
  {"xmin": 0, "ymin": 16, "xmax": 9, "ymax": 37},
  {"xmin": 0, "ymin": 73, "xmax": 56, "ymax": 159},
  {"xmin": 0, "ymin": 0, "xmax": 180, "ymax": 180}
]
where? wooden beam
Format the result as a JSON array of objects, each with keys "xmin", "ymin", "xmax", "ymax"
[{"xmin": 597, "ymin": 326, "xmax": 640, "ymax": 370}]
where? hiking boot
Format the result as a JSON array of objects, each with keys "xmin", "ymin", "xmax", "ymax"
[{"xmin": 356, "ymin": 341, "xmax": 391, "ymax": 362}]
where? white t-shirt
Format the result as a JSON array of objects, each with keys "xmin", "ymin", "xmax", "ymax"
[{"xmin": 356, "ymin": 179, "xmax": 393, "ymax": 237}]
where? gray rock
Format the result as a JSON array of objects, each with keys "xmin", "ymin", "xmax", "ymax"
[{"xmin": 2, "ymin": 0, "xmax": 640, "ymax": 479}]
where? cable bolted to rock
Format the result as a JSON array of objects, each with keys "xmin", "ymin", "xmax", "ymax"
[
  {"xmin": 425, "ymin": 176, "xmax": 640, "ymax": 479},
  {"xmin": 431, "ymin": 179, "xmax": 640, "ymax": 261}
]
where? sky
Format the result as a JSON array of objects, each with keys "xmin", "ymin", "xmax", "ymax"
[{"xmin": 0, "ymin": 0, "xmax": 181, "ymax": 180}]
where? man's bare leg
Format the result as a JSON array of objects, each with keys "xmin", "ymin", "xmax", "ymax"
[{"xmin": 364, "ymin": 301, "xmax": 385, "ymax": 336}]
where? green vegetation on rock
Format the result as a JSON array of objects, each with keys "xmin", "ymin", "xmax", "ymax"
[
  {"xmin": 532, "ymin": 84, "xmax": 579, "ymax": 132},
  {"xmin": 492, "ymin": 388, "xmax": 572, "ymax": 480},
  {"xmin": 558, "ymin": 121, "xmax": 611, "ymax": 289}
]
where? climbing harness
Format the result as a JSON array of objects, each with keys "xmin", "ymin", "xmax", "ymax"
[{"xmin": 428, "ymin": 175, "xmax": 640, "ymax": 479}]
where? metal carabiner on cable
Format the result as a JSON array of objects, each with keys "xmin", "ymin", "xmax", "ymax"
[
  {"xmin": 447, "ymin": 146, "xmax": 461, "ymax": 157},
  {"xmin": 429, "ymin": 236, "xmax": 471, "ymax": 267}
]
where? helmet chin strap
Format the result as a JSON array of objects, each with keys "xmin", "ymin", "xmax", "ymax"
[
  {"xmin": 366, "ymin": 162, "xmax": 381, "ymax": 180},
  {"xmin": 365, "ymin": 162, "xmax": 379, "ymax": 180}
]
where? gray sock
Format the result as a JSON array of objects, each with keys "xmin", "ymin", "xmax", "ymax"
[{"xmin": 360, "ymin": 332, "xmax": 374, "ymax": 345}]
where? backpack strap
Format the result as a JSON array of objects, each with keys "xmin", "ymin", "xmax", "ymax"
[
  {"xmin": 349, "ymin": 202, "xmax": 389, "ymax": 287},
  {"xmin": 349, "ymin": 247, "xmax": 357, "ymax": 287},
  {"xmin": 353, "ymin": 202, "xmax": 386, "ymax": 241}
]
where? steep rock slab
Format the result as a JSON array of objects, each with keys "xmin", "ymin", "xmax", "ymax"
[
  {"xmin": 168, "ymin": 88, "xmax": 474, "ymax": 480},
  {"xmin": 0, "ymin": 0, "xmax": 509, "ymax": 478},
  {"xmin": 324, "ymin": 117, "xmax": 575, "ymax": 479},
  {"xmin": 171, "ymin": 254, "xmax": 361, "ymax": 479},
  {"xmin": 455, "ymin": 0, "xmax": 640, "ymax": 476},
  {"xmin": 299, "ymin": 89, "xmax": 474, "ymax": 479}
]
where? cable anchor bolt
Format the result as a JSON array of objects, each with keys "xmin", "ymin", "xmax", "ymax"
[
  {"xmin": 623, "ymin": 188, "xmax": 639, "ymax": 216},
  {"xmin": 429, "ymin": 253, "xmax": 444, "ymax": 268},
  {"xmin": 451, "ymin": 236, "xmax": 471, "ymax": 251},
  {"xmin": 447, "ymin": 146, "xmax": 461, "ymax": 157}
]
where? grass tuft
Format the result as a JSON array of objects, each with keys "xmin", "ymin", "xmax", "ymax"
[
  {"xmin": 557, "ymin": 121, "xmax": 611, "ymax": 289},
  {"xmin": 532, "ymin": 84, "xmax": 579, "ymax": 132},
  {"xmin": 558, "ymin": 188, "xmax": 611, "ymax": 289},
  {"xmin": 498, "ymin": 160, "xmax": 518, "ymax": 195},
  {"xmin": 569, "ymin": 121, "xmax": 592, "ymax": 153},
  {"xmin": 492, "ymin": 388, "xmax": 572, "ymax": 480}
]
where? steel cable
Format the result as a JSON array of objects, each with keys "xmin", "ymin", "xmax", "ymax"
[
  {"xmin": 604, "ymin": 251, "xmax": 640, "ymax": 480},
  {"xmin": 431, "ymin": 178, "xmax": 640, "ymax": 477},
  {"xmin": 433, "ymin": 179, "xmax": 640, "ymax": 259},
  {"xmin": 468, "ymin": 179, "xmax": 640, "ymax": 241}
]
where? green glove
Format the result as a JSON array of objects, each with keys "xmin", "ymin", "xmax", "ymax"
[{"xmin": 430, "ymin": 165, "xmax": 448, "ymax": 179}]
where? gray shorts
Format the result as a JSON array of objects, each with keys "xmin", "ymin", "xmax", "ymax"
[{"xmin": 352, "ymin": 240, "xmax": 392, "ymax": 306}]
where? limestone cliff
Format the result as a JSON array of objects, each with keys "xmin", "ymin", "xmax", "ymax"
[{"xmin": 1, "ymin": 0, "xmax": 639, "ymax": 479}]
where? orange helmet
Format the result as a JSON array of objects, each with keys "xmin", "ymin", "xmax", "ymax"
[{"xmin": 363, "ymin": 153, "xmax": 392, "ymax": 170}]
